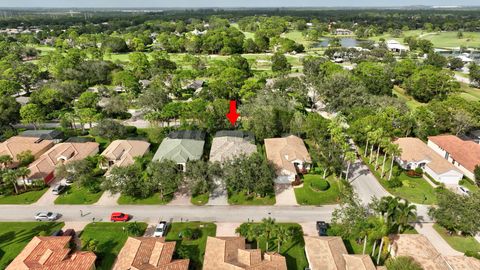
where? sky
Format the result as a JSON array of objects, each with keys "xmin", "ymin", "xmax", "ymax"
[{"xmin": 0, "ymin": 0, "xmax": 478, "ymax": 8}]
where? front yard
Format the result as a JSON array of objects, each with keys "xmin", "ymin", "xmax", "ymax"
[
  {"xmin": 80, "ymin": 222, "xmax": 147, "ymax": 270},
  {"xmin": 117, "ymin": 193, "xmax": 171, "ymax": 205},
  {"xmin": 191, "ymin": 193, "xmax": 209, "ymax": 206},
  {"xmin": 54, "ymin": 184, "xmax": 103, "ymax": 204},
  {"xmin": 294, "ymin": 174, "xmax": 342, "ymax": 205},
  {"xmin": 433, "ymin": 224, "xmax": 480, "ymax": 253},
  {"xmin": 0, "ymin": 188, "xmax": 48, "ymax": 204},
  {"xmin": 165, "ymin": 222, "xmax": 217, "ymax": 270},
  {"xmin": 0, "ymin": 222, "xmax": 64, "ymax": 269},
  {"xmin": 228, "ymin": 190, "xmax": 276, "ymax": 205}
]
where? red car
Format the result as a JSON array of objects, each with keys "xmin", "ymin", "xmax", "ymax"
[{"xmin": 110, "ymin": 212, "xmax": 130, "ymax": 222}]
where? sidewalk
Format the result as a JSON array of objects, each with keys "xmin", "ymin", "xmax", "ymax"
[{"xmin": 414, "ymin": 223, "xmax": 463, "ymax": 256}]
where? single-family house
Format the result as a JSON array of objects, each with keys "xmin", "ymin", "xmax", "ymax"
[
  {"xmin": 389, "ymin": 234, "xmax": 480, "ymax": 270},
  {"xmin": 26, "ymin": 142, "xmax": 99, "ymax": 184},
  {"xmin": 264, "ymin": 135, "xmax": 312, "ymax": 183},
  {"xmin": 6, "ymin": 236, "xmax": 96, "ymax": 270},
  {"xmin": 19, "ymin": 130, "xmax": 64, "ymax": 144},
  {"xmin": 152, "ymin": 130, "xmax": 205, "ymax": 172},
  {"xmin": 113, "ymin": 237, "xmax": 189, "ymax": 270},
  {"xmin": 394, "ymin": 137, "xmax": 463, "ymax": 185},
  {"xmin": 100, "ymin": 140, "xmax": 150, "ymax": 171},
  {"xmin": 304, "ymin": 236, "xmax": 378, "ymax": 270},
  {"xmin": 209, "ymin": 130, "xmax": 257, "ymax": 163},
  {"xmin": 203, "ymin": 236, "xmax": 287, "ymax": 270},
  {"xmin": 386, "ymin": 40, "xmax": 409, "ymax": 53},
  {"xmin": 428, "ymin": 135, "xmax": 480, "ymax": 181},
  {"xmin": 0, "ymin": 136, "xmax": 54, "ymax": 168}
]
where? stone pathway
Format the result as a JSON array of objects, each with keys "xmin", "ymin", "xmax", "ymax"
[
  {"xmin": 414, "ymin": 223, "xmax": 463, "ymax": 256},
  {"xmin": 94, "ymin": 191, "xmax": 120, "ymax": 206},
  {"xmin": 274, "ymin": 184, "xmax": 298, "ymax": 206},
  {"xmin": 216, "ymin": 222, "xmax": 241, "ymax": 236}
]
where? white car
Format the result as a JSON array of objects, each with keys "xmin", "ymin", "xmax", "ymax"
[
  {"xmin": 35, "ymin": 211, "xmax": 60, "ymax": 221},
  {"xmin": 153, "ymin": 221, "xmax": 168, "ymax": 237},
  {"xmin": 457, "ymin": 186, "xmax": 470, "ymax": 196}
]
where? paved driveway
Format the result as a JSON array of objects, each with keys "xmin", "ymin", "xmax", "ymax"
[
  {"xmin": 274, "ymin": 184, "xmax": 298, "ymax": 206},
  {"xmin": 216, "ymin": 222, "xmax": 241, "ymax": 236},
  {"xmin": 207, "ymin": 180, "xmax": 228, "ymax": 206},
  {"xmin": 349, "ymin": 159, "xmax": 390, "ymax": 204},
  {"xmin": 414, "ymin": 223, "xmax": 463, "ymax": 256},
  {"xmin": 94, "ymin": 191, "xmax": 120, "ymax": 206}
]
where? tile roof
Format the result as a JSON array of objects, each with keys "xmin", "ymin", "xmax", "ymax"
[
  {"xmin": 203, "ymin": 237, "xmax": 287, "ymax": 270},
  {"xmin": 394, "ymin": 137, "xmax": 461, "ymax": 175},
  {"xmin": 153, "ymin": 137, "xmax": 204, "ymax": 164},
  {"xmin": 113, "ymin": 237, "xmax": 189, "ymax": 270},
  {"xmin": 210, "ymin": 131, "xmax": 257, "ymax": 163},
  {"xmin": 0, "ymin": 136, "xmax": 54, "ymax": 167},
  {"xmin": 6, "ymin": 236, "xmax": 96, "ymax": 270},
  {"xmin": 443, "ymin": 256, "xmax": 480, "ymax": 270},
  {"xmin": 101, "ymin": 140, "xmax": 150, "ymax": 168},
  {"xmin": 390, "ymin": 234, "xmax": 451, "ymax": 270},
  {"xmin": 27, "ymin": 142, "xmax": 99, "ymax": 180},
  {"xmin": 428, "ymin": 135, "xmax": 480, "ymax": 173},
  {"xmin": 264, "ymin": 135, "xmax": 311, "ymax": 175}
]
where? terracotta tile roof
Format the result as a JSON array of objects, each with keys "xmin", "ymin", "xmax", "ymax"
[
  {"xmin": 264, "ymin": 135, "xmax": 311, "ymax": 175},
  {"xmin": 394, "ymin": 137, "xmax": 461, "ymax": 175},
  {"xmin": 343, "ymin": 254, "xmax": 376, "ymax": 270},
  {"xmin": 27, "ymin": 142, "xmax": 99, "ymax": 180},
  {"xmin": 203, "ymin": 237, "xmax": 287, "ymax": 270},
  {"xmin": 6, "ymin": 236, "xmax": 96, "ymax": 270},
  {"xmin": 112, "ymin": 237, "xmax": 189, "ymax": 270},
  {"xmin": 101, "ymin": 140, "xmax": 150, "ymax": 168},
  {"xmin": 390, "ymin": 234, "xmax": 450, "ymax": 270},
  {"xmin": 209, "ymin": 132, "xmax": 257, "ymax": 163},
  {"xmin": 443, "ymin": 255, "xmax": 480, "ymax": 270},
  {"xmin": 0, "ymin": 136, "xmax": 54, "ymax": 167},
  {"xmin": 428, "ymin": 135, "xmax": 480, "ymax": 173}
]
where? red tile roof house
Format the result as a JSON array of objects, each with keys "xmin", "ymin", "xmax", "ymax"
[
  {"xmin": 428, "ymin": 135, "xmax": 480, "ymax": 181},
  {"xmin": 25, "ymin": 142, "xmax": 99, "ymax": 185},
  {"xmin": 6, "ymin": 236, "xmax": 96, "ymax": 270}
]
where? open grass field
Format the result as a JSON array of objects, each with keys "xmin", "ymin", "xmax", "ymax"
[
  {"xmin": 433, "ymin": 224, "xmax": 480, "ymax": 253},
  {"xmin": 54, "ymin": 184, "xmax": 103, "ymax": 204},
  {"xmin": 0, "ymin": 188, "xmax": 48, "ymax": 204},
  {"xmin": 80, "ymin": 222, "xmax": 147, "ymax": 270},
  {"xmin": 165, "ymin": 222, "xmax": 216, "ymax": 270},
  {"xmin": 0, "ymin": 222, "xmax": 64, "ymax": 269},
  {"xmin": 294, "ymin": 174, "xmax": 342, "ymax": 205},
  {"xmin": 423, "ymin": 32, "xmax": 480, "ymax": 48}
]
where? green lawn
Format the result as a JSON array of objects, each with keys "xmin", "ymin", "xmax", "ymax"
[
  {"xmin": 458, "ymin": 82, "xmax": 480, "ymax": 102},
  {"xmin": 392, "ymin": 85, "xmax": 424, "ymax": 109},
  {"xmin": 422, "ymin": 31, "xmax": 480, "ymax": 48},
  {"xmin": 80, "ymin": 222, "xmax": 147, "ymax": 270},
  {"xmin": 117, "ymin": 193, "xmax": 170, "ymax": 205},
  {"xmin": 165, "ymin": 222, "xmax": 216, "ymax": 270},
  {"xmin": 191, "ymin": 193, "xmax": 209, "ymax": 206},
  {"xmin": 228, "ymin": 190, "xmax": 276, "ymax": 205},
  {"xmin": 294, "ymin": 174, "xmax": 342, "ymax": 205},
  {"xmin": 433, "ymin": 224, "xmax": 480, "ymax": 253},
  {"xmin": 0, "ymin": 188, "xmax": 48, "ymax": 204},
  {"xmin": 241, "ymin": 223, "xmax": 308, "ymax": 270},
  {"xmin": 54, "ymin": 184, "xmax": 103, "ymax": 204},
  {"xmin": 0, "ymin": 222, "xmax": 64, "ymax": 269}
]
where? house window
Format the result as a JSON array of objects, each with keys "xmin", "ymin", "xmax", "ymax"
[
  {"xmin": 445, "ymin": 152, "xmax": 449, "ymax": 159},
  {"xmin": 177, "ymin": 164, "xmax": 184, "ymax": 171}
]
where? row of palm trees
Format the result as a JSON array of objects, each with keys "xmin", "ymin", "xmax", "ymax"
[
  {"xmin": 236, "ymin": 217, "xmax": 297, "ymax": 253},
  {"xmin": 0, "ymin": 155, "xmax": 34, "ymax": 195},
  {"xmin": 363, "ymin": 127, "xmax": 402, "ymax": 180}
]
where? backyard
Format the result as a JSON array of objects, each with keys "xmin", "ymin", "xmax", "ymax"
[
  {"xmin": 294, "ymin": 174, "xmax": 342, "ymax": 205},
  {"xmin": 0, "ymin": 222, "xmax": 64, "ymax": 269},
  {"xmin": 80, "ymin": 222, "xmax": 147, "ymax": 270},
  {"xmin": 54, "ymin": 184, "xmax": 103, "ymax": 204},
  {"xmin": 0, "ymin": 188, "xmax": 48, "ymax": 204},
  {"xmin": 165, "ymin": 222, "xmax": 217, "ymax": 270}
]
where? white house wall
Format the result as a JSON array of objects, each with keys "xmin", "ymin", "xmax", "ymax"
[{"xmin": 424, "ymin": 166, "xmax": 463, "ymax": 185}]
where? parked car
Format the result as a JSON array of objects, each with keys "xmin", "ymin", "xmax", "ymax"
[
  {"xmin": 154, "ymin": 221, "xmax": 168, "ymax": 237},
  {"xmin": 63, "ymin": 229, "xmax": 76, "ymax": 237},
  {"xmin": 64, "ymin": 176, "xmax": 74, "ymax": 186},
  {"xmin": 51, "ymin": 230, "xmax": 64, "ymax": 236},
  {"xmin": 316, "ymin": 221, "xmax": 328, "ymax": 236},
  {"xmin": 52, "ymin": 184, "xmax": 67, "ymax": 195},
  {"xmin": 110, "ymin": 212, "xmax": 130, "ymax": 222},
  {"xmin": 457, "ymin": 186, "xmax": 470, "ymax": 196},
  {"xmin": 35, "ymin": 212, "xmax": 60, "ymax": 221}
]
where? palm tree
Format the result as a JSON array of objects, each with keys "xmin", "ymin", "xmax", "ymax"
[
  {"xmin": 363, "ymin": 125, "xmax": 373, "ymax": 157},
  {"xmin": 375, "ymin": 137, "xmax": 388, "ymax": 170},
  {"xmin": 344, "ymin": 151, "xmax": 356, "ymax": 182},
  {"xmin": 260, "ymin": 217, "xmax": 277, "ymax": 252},
  {"xmin": 0, "ymin": 155, "xmax": 13, "ymax": 169},
  {"xmin": 2, "ymin": 170, "xmax": 19, "ymax": 195},
  {"xmin": 395, "ymin": 200, "xmax": 417, "ymax": 233},
  {"xmin": 236, "ymin": 223, "xmax": 257, "ymax": 243},
  {"xmin": 16, "ymin": 167, "xmax": 31, "ymax": 191},
  {"xmin": 387, "ymin": 143, "xmax": 401, "ymax": 180},
  {"xmin": 369, "ymin": 129, "xmax": 382, "ymax": 163},
  {"xmin": 367, "ymin": 217, "xmax": 388, "ymax": 258},
  {"xmin": 275, "ymin": 226, "xmax": 292, "ymax": 253}
]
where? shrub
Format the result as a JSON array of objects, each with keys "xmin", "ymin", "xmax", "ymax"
[
  {"xmin": 465, "ymin": 250, "xmax": 480, "ymax": 260},
  {"xmin": 387, "ymin": 177, "xmax": 403, "ymax": 188},
  {"xmin": 406, "ymin": 170, "xmax": 422, "ymax": 178},
  {"xmin": 386, "ymin": 256, "xmax": 423, "ymax": 270},
  {"xmin": 310, "ymin": 179, "xmax": 330, "ymax": 191}
]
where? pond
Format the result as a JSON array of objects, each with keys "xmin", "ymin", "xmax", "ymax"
[{"xmin": 312, "ymin": 37, "xmax": 362, "ymax": 48}]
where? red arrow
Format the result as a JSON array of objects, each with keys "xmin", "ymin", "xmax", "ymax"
[{"xmin": 226, "ymin": 100, "xmax": 239, "ymax": 126}]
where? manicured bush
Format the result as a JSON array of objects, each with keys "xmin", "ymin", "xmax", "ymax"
[
  {"xmin": 406, "ymin": 170, "xmax": 422, "ymax": 178},
  {"xmin": 465, "ymin": 250, "xmax": 480, "ymax": 260},
  {"xmin": 310, "ymin": 179, "xmax": 330, "ymax": 191},
  {"xmin": 387, "ymin": 177, "xmax": 403, "ymax": 188}
]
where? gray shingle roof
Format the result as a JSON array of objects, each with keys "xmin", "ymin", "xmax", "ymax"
[{"xmin": 153, "ymin": 137, "xmax": 205, "ymax": 163}]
